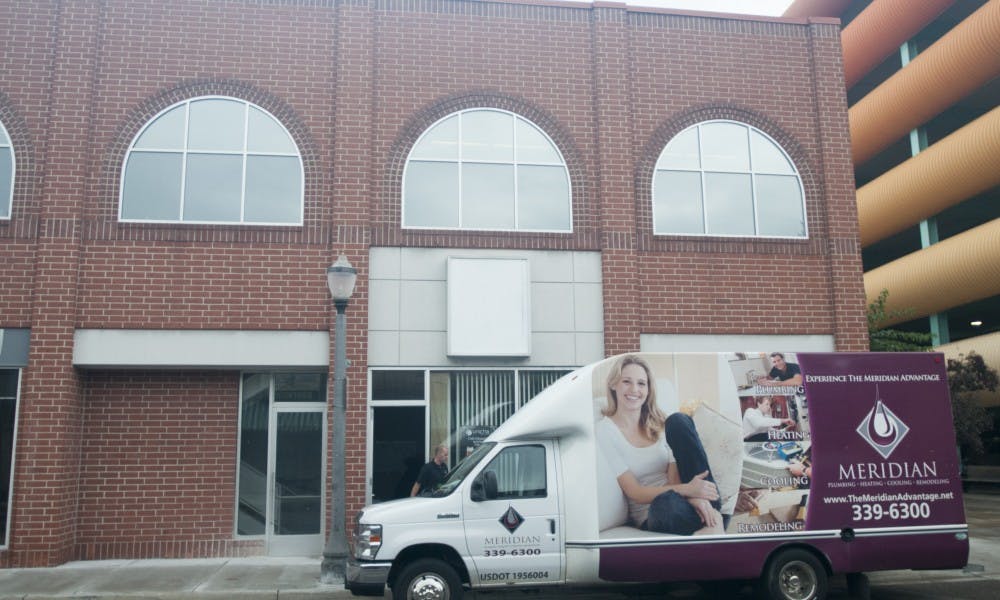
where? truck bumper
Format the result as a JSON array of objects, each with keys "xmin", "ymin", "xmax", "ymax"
[{"xmin": 346, "ymin": 556, "xmax": 392, "ymax": 589}]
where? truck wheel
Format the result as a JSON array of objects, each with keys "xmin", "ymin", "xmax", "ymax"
[
  {"xmin": 761, "ymin": 548, "xmax": 827, "ymax": 600},
  {"xmin": 392, "ymin": 558, "xmax": 462, "ymax": 600}
]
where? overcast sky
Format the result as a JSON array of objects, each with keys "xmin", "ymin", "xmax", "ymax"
[{"xmin": 620, "ymin": 0, "xmax": 796, "ymax": 16}]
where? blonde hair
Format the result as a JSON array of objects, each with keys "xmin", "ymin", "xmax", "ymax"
[{"xmin": 603, "ymin": 355, "xmax": 665, "ymax": 442}]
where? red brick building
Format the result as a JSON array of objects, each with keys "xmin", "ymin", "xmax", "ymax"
[{"xmin": 0, "ymin": 0, "xmax": 866, "ymax": 567}]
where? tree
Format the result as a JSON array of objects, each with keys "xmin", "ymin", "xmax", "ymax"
[
  {"xmin": 866, "ymin": 289, "xmax": 932, "ymax": 352},
  {"xmin": 946, "ymin": 352, "xmax": 998, "ymax": 460}
]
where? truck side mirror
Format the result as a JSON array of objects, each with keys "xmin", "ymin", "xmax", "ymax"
[{"xmin": 471, "ymin": 470, "xmax": 499, "ymax": 502}]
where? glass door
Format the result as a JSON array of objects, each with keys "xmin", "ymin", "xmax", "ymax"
[
  {"xmin": 268, "ymin": 404, "xmax": 325, "ymax": 556},
  {"xmin": 237, "ymin": 373, "xmax": 327, "ymax": 556}
]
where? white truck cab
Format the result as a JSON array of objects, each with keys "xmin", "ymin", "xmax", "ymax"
[{"xmin": 345, "ymin": 352, "xmax": 969, "ymax": 600}]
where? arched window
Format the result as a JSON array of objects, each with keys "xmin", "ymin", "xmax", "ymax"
[
  {"xmin": 0, "ymin": 121, "xmax": 13, "ymax": 219},
  {"xmin": 652, "ymin": 120, "xmax": 806, "ymax": 238},
  {"xmin": 403, "ymin": 108, "xmax": 571, "ymax": 231},
  {"xmin": 120, "ymin": 97, "xmax": 303, "ymax": 224}
]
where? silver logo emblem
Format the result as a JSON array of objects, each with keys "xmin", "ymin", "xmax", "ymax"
[{"xmin": 856, "ymin": 388, "xmax": 909, "ymax": 459}]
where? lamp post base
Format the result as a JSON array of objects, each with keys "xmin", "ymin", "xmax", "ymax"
[{"xmin": 320, "ymin": 550, "xmax": 347, "ymax": 584}]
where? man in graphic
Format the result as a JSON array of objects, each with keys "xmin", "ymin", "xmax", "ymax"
[
  {"xmin": 756, "ymin": 352, "xmax": 802, "ymax": 387},
  {"xmin": 410, "ymin": 444, "xmax": 449, "ymax": 497}
]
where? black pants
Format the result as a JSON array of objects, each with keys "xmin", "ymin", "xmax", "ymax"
[{"xmin": 643, "ymin": 413, "xmax": 722, "ymax": 535}]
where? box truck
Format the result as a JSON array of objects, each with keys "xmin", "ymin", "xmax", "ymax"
[{"xmin": 345, "ymin": 352, "xmax": 968, "ymax": 600}]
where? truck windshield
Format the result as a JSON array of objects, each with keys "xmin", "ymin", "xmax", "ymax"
[{"xmin": 431, "ymin": 442, "xmax": 496, "ymax": 497}]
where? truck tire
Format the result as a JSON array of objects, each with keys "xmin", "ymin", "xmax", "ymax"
[
  {"xmin": 761, "ymin": 548, "xmax": 827, "ymax": 600},
  {"xmin": 392, "ymin": 558, "xmax": 463, "ymax": 600}
]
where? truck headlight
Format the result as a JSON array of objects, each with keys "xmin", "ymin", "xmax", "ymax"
[{"xmin": 352, "ymin": 523, "xmax": 382, "ymax": 559}]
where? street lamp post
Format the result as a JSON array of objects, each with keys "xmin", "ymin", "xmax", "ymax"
[{"xmin": 320, "ymin": 255, "xmax": 357, "ymax": 583}]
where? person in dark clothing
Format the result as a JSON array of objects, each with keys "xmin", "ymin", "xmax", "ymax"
[
  {"xmin": 410, "ymin": 444, "xmax": 449, "ymax": 496},
  {"xmin": 756, "ymin": 352, "xmax": 802, "ymax": 387}
]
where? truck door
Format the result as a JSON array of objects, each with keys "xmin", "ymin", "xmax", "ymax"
[{"xmin": 462, "ymin": 442, "xmax": 563, "ymax": 585}]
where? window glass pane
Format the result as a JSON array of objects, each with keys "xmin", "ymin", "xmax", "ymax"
[
  {"xmin": 700, "ymin": 122, "xmax": 749, "ymax": 172},
  {"xmin": 462, "ymin": 163, "xmax": 514, "ymax": 229},
  {"xmin": 244, "ymin": 155, "xmax": 301, "ymax": 223},
  {"xmin": 372, "ymin": 370, "xmax": 425, "ymax": 401},
  {"xmin": 274, "ymin": 373, "xmax": 327, "ymax": 402},
  {"xmin": 461, "ymin": 111, "xmax": 514, "ymax": 162},
  {"xmin": 515, "ymin": 119, "xmax": 561, "ymax": 164},
  {"xmin": 518, "ymin": 370, "xmax": 570, "ymax": 406},
  {"xmin": 517, "ymin": 165, "xmax": 570, "ymax": 231},
  {"xmin": 373, "ymin": 405, "xmax": 426, "ymax": 502},
  {"xmin": 1, "ymin": 370, "xmax": 18, "ymax": 545},
  {"xmin": 274, "ymin": 412, "xmax": 323, "ymax": 534},
  {"xmin": 0, "ymin": 125, "xmax": 10, "ymax": 145},
  {"xmin": 247, "ymin": 107, "xmax": 297, "ymax": 154},
  {"xmin": 183, "ymin": 154, "xmax": 243, "ymax": 222},
  {"xmin": 0, "ymin": 147, "xmax": 12, "ymax": 218},
  {"xmin": 134, "ymin": 105, "xmax": 187, "ymax": 150},
  {"xmin": 483, "ymin": 445, "xmax": 546, "ymax": 499},
  {"xmin": 656, "ymin": 127, "xmax": 700, "ymax": 170},
  {"xmin": 756, "ymin": 174, "xmax": 805, "ymax": 237},
  {"xmin": 441, "ymin": 371, "xmax": 515, "ymax": 461},
  {"xmin": 705, "ymin": 172, "xmax": 754, "ymax": 235},
  {"xmin": 238, "ymin": 373, "xmax": 269, "ymax": 536},
  {"xmin": 188, "ymin": 98, "xmax": 245, "ymax": 152},
  {"xmin": 654, "ymin": 170, "xmax": 703, "ymax": 234},
  {"xmin": 751, "ymin": 130, "xmax": 794, "ymax": 174},
  {"xmin": 121, "ymin": 152, "xmax": 183, "ymax": 220},
  {"xmin": 410, "ymin": 115, "xmax": 459, "ymax": 161},
  {"xmin": 0, "ymin": 370, "xmax": 17, "ymax": 398},
  {"xmin": 404, "ymin": 161, "xmax": 459, "ymax": 227}
]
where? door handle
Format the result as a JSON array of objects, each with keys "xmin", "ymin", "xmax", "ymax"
[{"xmin": 548, "ymin": 518, "xmax": 556, "ymax": 534}]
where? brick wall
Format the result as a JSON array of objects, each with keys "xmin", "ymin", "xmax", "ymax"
[
  {"xmin": 73, "ymin": 371, "xmax": 262, "ymax": 560},
  {"xmin": 0, "ymin": 0, "xmax": 866, "ymax": 566}
]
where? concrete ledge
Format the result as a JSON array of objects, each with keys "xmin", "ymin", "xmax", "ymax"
[{"xmin": 73, "ymin": 329, "xmax": 329, "ymax": 369}]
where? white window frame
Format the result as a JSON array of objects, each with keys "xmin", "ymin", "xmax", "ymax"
[
  {"xmin": 118, "ymin": 96, "xmax": 304, "ymax": 226},
  {"xmin": 233, "ymin": 371, "xmax": 328, "ymax": 547},
  {"xmin": 365, "ymin": 367, "xmax": 571, "ymax": 505},
  {"xmin": 402, "ymin": 108, "xmax": 572, "ymax": 233},
  {"xmin": 652, "ymin": 119, "xmax": 807, "ymax": 239},
  {"xmin": 0, "ymin": 120, "xmax": 14, "ymax": 220}
]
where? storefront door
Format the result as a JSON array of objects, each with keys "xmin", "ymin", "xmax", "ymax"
[
  {"xmin": 237, "ymin": 373, "xmax": 327, "ymax": 556},
  {"xmin": 267, "ymin": 403, "xmax": 325, "ymax": 555}
]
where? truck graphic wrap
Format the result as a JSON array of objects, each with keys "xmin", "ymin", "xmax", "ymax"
[
  {"xmin": 592, "ymin": 353, "xmax": 812, "ymax": 542},
  {"xmin": 800, "ymin": 352, "xmax": 965, "ymax": 532},
  {"xmin": 590, "ymin": 352, "xmax": 967, "ymax": 581}
]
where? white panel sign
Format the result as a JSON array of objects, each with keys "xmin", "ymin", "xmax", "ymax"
[{"xmin": 447, "ymin": 257, "xmax": 531, "ymax": 356}]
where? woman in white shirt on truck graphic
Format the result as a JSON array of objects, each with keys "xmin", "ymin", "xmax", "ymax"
[{"xmin": 596, "ymin": 355, "xmax": 723, "ymax": 535}]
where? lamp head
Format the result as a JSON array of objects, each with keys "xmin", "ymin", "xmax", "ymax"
[{"xmin": 326, "ymin": 255, "xmax": 357, "ymax": 301}]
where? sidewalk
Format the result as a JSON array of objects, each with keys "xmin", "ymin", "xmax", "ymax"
[{"xmin": 2, "ymin": 491, "xmax": 998, "ymax": 600}]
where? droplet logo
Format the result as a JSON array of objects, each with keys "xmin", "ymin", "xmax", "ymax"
[
  {"xmin": 856, "ymin": 388, "xmax": 909, "ymax": 459},
  {"xmin": 499, "ymin": 506, "xmax": 524, "ymax": 533}
]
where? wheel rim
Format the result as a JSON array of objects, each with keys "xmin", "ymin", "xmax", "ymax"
[
  {"xmin": 406, "ymin": 572, "xmax": 450, "ymax": 600},
  {"xmin": 778, "ymin": 560, "xmax": 817, "ymax": 600}
]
